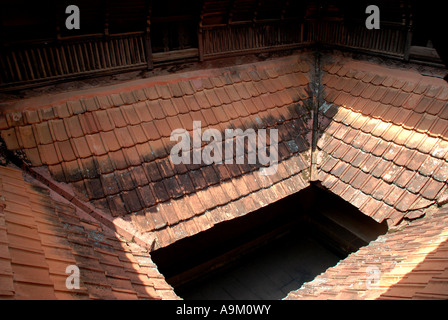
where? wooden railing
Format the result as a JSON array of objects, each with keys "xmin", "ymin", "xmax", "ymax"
[
  {"xmin": 0, "ymin": 32, "xmax": 148, "ymax": 88},
  {"xmin": 201, "ymin": 19, "xmax": 408, "ymax": 59},
  {"xmin": 305, "ymin": 20, "xmax": 408, "ymax": 57},
  {"xmin": 201, "ymin": 19, "xmax": 305, "ymax": 58},
  {"xmin": 0, "ymin": 19, "xmax": 410, "ymax": 90}
]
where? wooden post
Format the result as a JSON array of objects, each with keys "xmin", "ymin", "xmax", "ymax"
[
  {"xmin": 403, "ymin": 1, "xmax": 413, "ymax": 61},
  {"xmin": 198, "ymin": 22, "xmax": 204, "ymax": 62},
  {"xmin": 104, "ymin": 0, "xmax": 110, "ymax": 37},
  {"xmin": 53, "ymin": 0, "xmax": 62, "ymax": 41},
  {"xmin": 145, "ymin": 1, "xmax": 153, "ymax": 69}
]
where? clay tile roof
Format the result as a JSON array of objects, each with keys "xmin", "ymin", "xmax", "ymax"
[
  {"xmin": 318, "ymin": 56, "xmax": 448, "ymax": 226},
  {"xmin": 0, "ymin": 165, "xmax": 178, "ymax": 300},
  {"xmin": 1, "ymin": 52, "xmax": 448, "ymax": 299},
  {"xmin": 0, "ymin": 55, "xmax": 313, "ymax": 251}
]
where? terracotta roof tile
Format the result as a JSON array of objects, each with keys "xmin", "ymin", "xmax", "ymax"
[
  {"xmin": 71, "ymin": 136, "xmax": 92, "ymax": 159},
  {"xmin": 52, "ymin": 104, "xmax": 70, "ymax": 118},
  {"xmin": 63, "ymin": 116, "xmax": 85, "ymax": 138},
  {"xmin": 370, "ymin": 86, "xmax": 388, "ymax": 102},
  {"xmin": 153, "ymin": 119, "xmax": 172, "ymax": 138},
  {"xmin": 403, "ymin": 131, "xmax": 426, "ymax": 150},
  {"xmin": 91, "ymin": 110, "xmax": 113, "ymax": 132},
  {"xmin": 417, "ymin": 135, "xmax": 439, "ymax": 154},
  {"xmin": 107, "ymin": 107, "xmax": 129, "ymax": 128},
  {"xmin": 23, "ymin": 110, "xmax": 40, "ymax": 125},
  {"xmin": 54, "ymin": 140, "xmax": 76, "ymax": 163},
  {"xmin": 121, "ymin": 146, "xmax": 140, "ymax": 167},
  {"xmin": 406, "ymin": 172, "xmax": 430, "ymax": 194},
  {"xmin": 48, "ymin": 119, "xmax": 70, "ymax": 142},
  {"xmin": 402, "ymin": 80, "xmax": 420, "ymax": 94},
  {"xmin": 113, "ymin": 127, "xmax": 134, "ymax": 149},
  {"xmin": 420, "ymin": 178, "xmax": 445, "ymax": 199},
  {"xmin": 405, "ymin": 151, "xmax": 427, "ymax": 172},
  {"xmin": 394, "ymin": 169, "xmax": 415, "ymax": 189},
  {"xmin": 414, "ymin": 115, "xmax": 436, "ymax": 135},
  {"xmin": 154, "ymin": 84, "xmax": 172, "ymax": 100},
  {"xmin": 429, "ymin": 118, "xmax": 448, "ymax": 138}
]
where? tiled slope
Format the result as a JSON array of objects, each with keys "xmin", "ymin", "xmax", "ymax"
[
  {"xmin": 0, "ymin": 165, "xmax": 177, "ymax": 300},
  {"xmin": 285, "ymin": 208, "xmax": 448, "ymax": 300},
  {"xmin": 0, "ymin": 56, "xmax": 313, "ymax": 249},
  {"xmin": 317, "ymin": 58, "xmax": 448, "ymax": 226}
]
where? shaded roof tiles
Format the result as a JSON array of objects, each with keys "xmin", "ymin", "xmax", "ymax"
[{"xmin": 0, "ymin": 165, "xmax": 178, "ymax": 300}]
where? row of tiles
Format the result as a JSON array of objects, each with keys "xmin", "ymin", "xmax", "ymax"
[
  {"xmin": 324, "ymin": 87, "xmax": 448, "ymax": 139},
  {"xmin": 2, "ymin": 82, "xmax": 309, "ymax": 143},
  {"xmin": 3, "ymin": 100, "xmax": 311, "ymax": 170},
  {"xmin": 322, "ymin": 60, "xmax": 448, "ymax": 142},
  {"xmin": 323, "ymin": 61, "xmax": 448, "ymax": 102},
  {"xmin": 0, "ymin": 58, "xmax": 311, "ymax": 128},
  {"xmin": 65, "ymin": 132, "xmax": 309, "ymax": 200}
]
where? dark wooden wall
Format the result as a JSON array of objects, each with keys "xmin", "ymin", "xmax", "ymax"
[{"xmin": 0, "ymin": 0, "xmax": 432, "ymax": 90}]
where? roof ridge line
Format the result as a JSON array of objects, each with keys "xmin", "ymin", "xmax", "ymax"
[
  {"xmin": 22, "ymin": 165, "xmax": 156, "ymax": 251},
  {"xmin": 309, "ymin": 51, "xmax": 323, "ymax": 181}
]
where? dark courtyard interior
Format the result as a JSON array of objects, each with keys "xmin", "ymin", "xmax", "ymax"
[{"xmin": 151, "ymin": 184, "xmax": 388, "ymax": 300}]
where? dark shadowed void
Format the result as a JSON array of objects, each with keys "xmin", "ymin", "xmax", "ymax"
[{"xmin": 152, "ymin": 184, "xmax": 387, "ymax": 300}]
